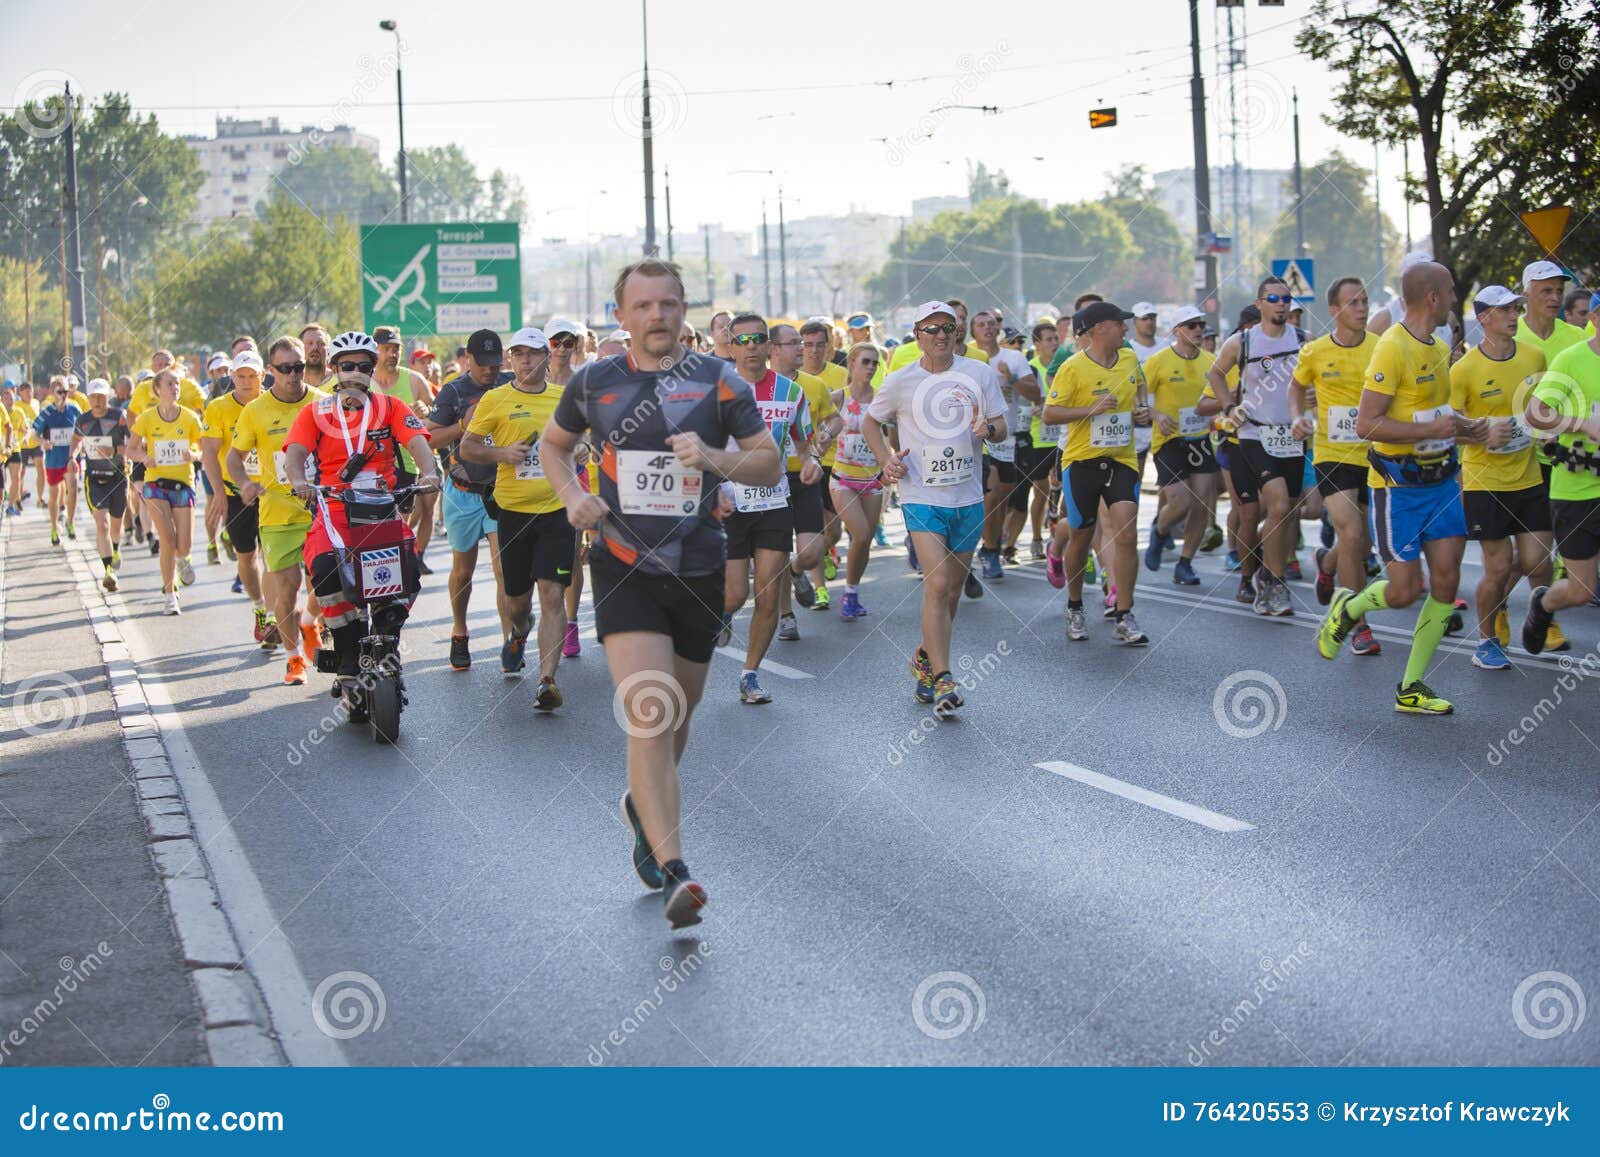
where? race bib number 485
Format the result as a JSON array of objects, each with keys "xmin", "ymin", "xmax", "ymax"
[{"xmin": 616, "ymin": 449, "xmax": 703, "ymax": 515}]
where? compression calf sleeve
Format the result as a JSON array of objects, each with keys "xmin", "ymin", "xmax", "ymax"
[
  {"xmin": 1403, "ymin": 596, "xmax": 1455, "ymax": 687},
  {"xmin": 1343, "ymin": 580, "xmax": 1389, "ymax": 621}
]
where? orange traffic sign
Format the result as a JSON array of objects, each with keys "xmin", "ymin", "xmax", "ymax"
[
  {"xmin": 1519, "ymin": 205, "xmax": 1572, "ymax": 256},
  {"xmin": 1088, "ymin": 107, "xmax": 1118, "ymax": 130}
]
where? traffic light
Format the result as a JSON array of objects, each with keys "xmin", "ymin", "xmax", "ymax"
[{"xmin": 1089, "ymin": 107, "xmax": 1118, "ymax": 129}]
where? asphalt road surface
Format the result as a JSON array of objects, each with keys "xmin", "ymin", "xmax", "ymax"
[{"xmin": 37, "ymin": 492, "xmax": 1600, "ymax": 1066}]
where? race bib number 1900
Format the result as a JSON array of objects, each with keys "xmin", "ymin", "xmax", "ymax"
[
  {"xmin": 616, "ymin": 449, "xmax": 703, "ymax": 515},
  {"xmin": 1089, "ymin": 411, "xmax": 1132, "ymax": 449}
]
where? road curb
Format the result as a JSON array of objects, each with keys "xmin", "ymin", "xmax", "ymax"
[{"xmin": 62, "ymin": 546, "xmax": 287, "ymax": 1066}]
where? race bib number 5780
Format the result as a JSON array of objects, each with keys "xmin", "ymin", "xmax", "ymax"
[{"xmin": 616, "ymin": 449, "xmax": 703, "ymax": 515}]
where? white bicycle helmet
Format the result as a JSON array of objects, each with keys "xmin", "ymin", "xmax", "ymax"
[{"xmin": 328, "ymin": 330, "xmax": 379, "ymax": 359}]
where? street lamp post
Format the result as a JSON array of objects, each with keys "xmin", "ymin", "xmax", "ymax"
[{"xmin": 379, "ymin": 20, "xmax": 408, "ymax": 222}]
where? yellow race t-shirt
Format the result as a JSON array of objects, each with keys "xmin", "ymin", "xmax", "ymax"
[
  {"xmin": 201, "ymin": 390, "xmax": 259, "ymax": 495},
  {"xmin": 1293, "ymin": 332, "xmax": 1378, "ymax": 467},
  {"xmin": 128, "ymin": 377, "xmax": 206, "ymax": 420},
  {"xmin": 1516, "ymin": 316, "xmax": 1586, "ymax": 364},
  {"xmin": 884, "ymin": 339, "xmax": 989, "ymax": 376},
  {"xmin": 1046, "ymin": 348, "xmax": 1143, "ymax": 467},
  {"xmin": 14, "ymin": 400, "xmax": 39, "ymax": 450},
  {"xmin": 792, "ymin": 368, "xmax": 840, "ymax": 472},
  {"xmin": 231, "ymin": 386, "xmax": 326, "ymax": 527},
  {"xmin": 132, "ymin": 405, "xmax": 202, "ymax": 485},
  {"xmin": 1449, "ymin": 341, "xmax": 1545, "ymax": 494},
  {"xmin": 465, "ymin": 381, "xmax": 566, "ymax": 515},
  {"xmin": 1363, "ymin": 323, "xmax": 1453, "ymax": 489},
  {"xmin": 1142, "ymin": 346, "xmax": 1215, "ymax": 453}
]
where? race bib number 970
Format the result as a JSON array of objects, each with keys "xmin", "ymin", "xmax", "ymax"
[{"xmin": 616, "ymin": 449, "xmax": 703, "ymax": 515}]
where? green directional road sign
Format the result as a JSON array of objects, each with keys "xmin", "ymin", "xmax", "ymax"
[{"xmin": 360, "ymin": 222, "xmax": 522, "ymax": 337}]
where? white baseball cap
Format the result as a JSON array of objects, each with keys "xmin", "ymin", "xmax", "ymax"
[
  {"xmin": 612, "ymin": 329, "xmax": 632, "ymax": 342},
  {"xmin": 912, "ymin": 300, "xmax": 957, "ymax": 325},
  {"xmin": 1473, "ymin": 285, "xmax": 1525, "ymax": 310},
  {"xmin": 1130, "ymin": 301, "xmax": 1158, "ymax": 319},
  {"xmin": 231, "ymin": 350, "xmax": 264, "ymax": 374},
  {"xmin": 1521, "ymin": 260, "xmax": 1567, "ymax": 287},
  {"xmin": 87, "ymin": 377, "xmax": 111, "ymax": 397},
  {"xmin": 544, "ymin": 316, "xmax": 583, "ymax": 339},
  {"xmin": 507, "ymin": 326, "xmax": 550, "ymax": 351},
  {"xmin": 1399, "ymin": 249, "xmax": 1434, "ymax": 275},
  {"xmin": 208, "ymin": 352, "xmax": 230, "ymax": 370},
  {"xmin": 135, "ymin": 368, "xmax": 154, "ymax": 383},
  {"xmin": 1169, "ymin": 304, "xmax": 1206, "ymax": 329}
]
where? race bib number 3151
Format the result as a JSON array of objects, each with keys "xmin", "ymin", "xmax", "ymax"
[{"xmin": 616, "ymin": 449, "xmax": 703, "ymax": 515}]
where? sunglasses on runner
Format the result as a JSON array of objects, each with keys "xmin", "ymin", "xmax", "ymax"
[
  {"xmin": 333, "ymin": 359, "xmax": 377, "ymax": 374},
  {"xmin": 272, "ymin": 361, "xmax": 306, "ymax": 375},
  {"xmin": 732, "ymin": 332, "xmax": 770, "ymax": 347},
  {"xmin": 1261, "ymin": 293, "xmax": 1292, "ymax": 305},
  {"xmin": 1177, "ymin": 320, "xmax": 1205, "ymax": 330},
  {"xmin": 548, "ymin": 335, "xmax": 578, "ymax": 350},
  {"xmin": 917, "ymin": 323, "xmax": 958, "ymax": 336}
]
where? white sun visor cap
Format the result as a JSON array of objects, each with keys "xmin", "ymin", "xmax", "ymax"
[{"xmin": 507, "ymin": 327, "xmax": 550, "ymax": 351}]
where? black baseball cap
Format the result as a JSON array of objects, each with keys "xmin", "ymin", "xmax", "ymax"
[
  {"xmin": 1073, "ymin": 301, "xmax": 1135, "ymax": 335},
  {"xmin": 465, "ymin": 329, "xmax": 503, "ymax": 366},
  {"xmin": 372, "ymin": 325, "xmax": 401, "ymax": 345}
]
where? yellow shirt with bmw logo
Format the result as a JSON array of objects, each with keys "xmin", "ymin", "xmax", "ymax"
[
  {"xmin": 465, "ymin": 381, "xmax": 566, "ymax": 515},
  {"xmin": 1363, "ymin": 323, "xmax": 1452, "ymax": 489},
  {"xmin": 231, "ymin": 386, "xmax": 326, "ymax": 527},
  {"xmin": 128, "ymin": 376, "xmax": 206, "ymax": 420},
  {"xmin": 1292, "ymin": 332, "xmax": 1378, "ymax": 467},
  {"xmin": 1449, "ymin": 341, "xmax": 1545, "ymax": 493},
  {"xmin": 201, "ymin": 390, "xmax": 257, "ymax": 495},
  {"xmin": 1143, "ymin": 346, "xmax": 1215, "ymax": 453},
  {"xmin": 132, "ymin": 405, "xmax": 202, "ymax": 485},
  {"xmin": 1046, "ymin": 348, "xmax": 1143, "ymax": 467}
]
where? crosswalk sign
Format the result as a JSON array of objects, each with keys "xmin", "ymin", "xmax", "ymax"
[{"xmin": 1270, "ymin": 258, "xmax": 1315, "ymax": 303}]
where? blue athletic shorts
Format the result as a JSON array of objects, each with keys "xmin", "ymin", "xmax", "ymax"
[
  {"xmin": 1369, "ymin": 475, "xmax": 1466, "ymax": 563},
  {"xmin": 1301, "ymin": 449, "xmax": 1316, "ymax": 494},
  {"xmin": 902, "ymin": 500, "xmax": 984, "ymax": 554},
  {"xmin": 443, "ymin": 482, "xmax": 497, "ymax": 553}
]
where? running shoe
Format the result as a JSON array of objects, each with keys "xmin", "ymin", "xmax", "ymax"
[
  {"xmin": 1320, "ymin": 516, "xmax": 1336, "ymax": 549},
  {"xmin": 102, "ymin": 570, "xmax": 118, "ymax": 593},
  {"xmin": 1030, "ymin": 539, "xmax": 1045, "ymax": 561},
  {"xmin": 1493, "ymin": 609, "xmax": 1511, "ymax": 648},
  {"xmin": 563, "ymin": 623, "xmax": 581, "ymax": 657},
  {"xmin": 1001, "ymin": 545, "xmax": 1018, "ymax": 566},
  {"xmin": 1224, "ymin": 549, "xmax": 1241, "ymax": 572},
  {"xmin": 791, "ymin": 568, "xmax": 816, "ymax": 608},
  {"xmin": 716, "ymin": 612, "xmax": 733, "ymax": 648},
  {"xmin": 207, "ymin": 542, "xmax": 220, "ymax": 565},
  {"xmin": 284, "ymin": 655, "xmax": 307, "ymax": 685},
  {"xmin": 1066, "ymin": 606, "xmax": 1088, "ymax": 641},
  {"xmin": 230, "ymin": 576, "xmax": 244, "ymax": 595},
  {"xmin": 980, "ymin": 547, "xmax": 1003, "ymax": 581},
  {"xmin": 906, "ymin": 538, "xmax": 921, "ymax": 573},
  {"xmin": 662, "ymin": 865, "xmax": 707, "ymax": 929},
  {"xmin": 1200, "ymin": 524, "xmax": 1224, "ymax": 552},
  {"xmin": 823, "ymin": 549, "xmax": 838, "ymax": 581},
  {"xmin": 1270, "ymin": 577, "xmax": 1295, "ymax": 617},
  {"xmin": 839, "ymin": 590, "xmax": 864, "ymax": 621},
  {"xmin": 1252, "ymin": 576, "xmax": 1273, "ymax": 615},
  {"xmin": 177, "ymin": 555, "xmax": 196, "ymax": 586},
  {"xmin": 1545, "ymin": 619, "xmax": 1572, "ymax": 653},
  {"xmin": 1473, "ymin": 638, "xmax": 1512, "ymax": 670},
  {"xmin": 148, "ymin": 538, "xmax": 159, "ymax": 556},
  {"xmin": 535, "ymin": 676, "xmax": 562, "ymax": 711},
  {"xmin": 50, "ymin": 528, "xmax": 60, "ymax": 546},
  {"xmin": 933, "ymin": 673, "xmax": 963, "ymax": 717},
  {"xmin": 621, "ymin": 791, "xmax": 663, "ymax": 890},
  {"xmin": 874, "ymin": 524, "xmax": 889, "ymax": 547},
  {"xmin": 263, "ymin": 619, "xmax": 281, "ymax": 649},
  {"xmin": 221, "ymin": 530, "xmax": 236, "ymax": 561},
  {"xmin": 1350, "ymin": 624, "xmax": 1380, "ymax": 656},
  {"xmin": 909, "ymin": 648, "xmax": 936, "ymax": 703},
  {"xmin": 777, "ymin": 612, "xmax": 800, "ymax": 641},
  {"xmin": 1445, "ymin": 598, "xmax": 1467, "ymax": 637},
  {"xmin": 1316, "ymin": 588, "xmax": 1355, "ymax": 660},
  {"xmin": 1173, "ymin": 558, "xmax": 1200, "ymax": 586},
  {"xmin": 1395, "ymin": 680, "xmax": 1452, "ymax": 716},
  {"xmin": 1283, "ymin": 558, "xmax": 1303, "ymax": 583},
  {"xmin": 1114, "ymin": 612, "xmax": 1148, "ymax": 646},
  {"xmin": 301, "ymin": 622, "xmax": 322, "ymax": 660},
  {"xmin": 1365, "ymin": 552, "xmax": 1381, "ymax": 577},
  {"xmin": 64, "ymin": 521, "xmax": 75, "ymax": 541},
  {"xmin": 253, "ymin": 606, "xmax": 272, "ymax": 643},
  {"xmin": 163, "ymin": 589, "xmax": 181, "ymax": 616},
  {"xmin": 813, "ymin": 585, "xmax": 831, "ymax": 611},
  {"xmin": 134, "ymin": 522, "xmax": 145, "ymax": 544},
  {"xmin": 964, "ymin": 571, "xmax": 982, "ymax": 599},
  {"xmin": 111, "ymin": 548, "xmax": 121, "ymax": 570},
  {"xmin": 1103, "ymin": 584, "xmax": 1119, "ymax": 618},
  {"xmin": 450, "ymin": 635, "xmax": 471, "ymax": 670},
  {"xmin": 1236, "ymin": 575, "xmax": 1256, "ymax": 605},
  {"xmin": 1083, "ymin": 554, "xmax": 1100, "ymax": 585},
  {"xmin": 415, "ymin": 551, "xmax": 433, "ymax": 576},
  {"xmin": 739, "ymin": 670, "xmax": 772, "ymax": 704},
  {"xmin": 1044, "ymin": 545, "xmax": 1066, "ymax": 589},
  {"xmin": 1313, "ymin": 547, "xmax": 1334, "ymax": 606},
  {"xmin": 1162, "ymin": 530, "xmax": 1178, "ymax": 552},
  {"xmin": 1522, "ymin": 587, "xmax": 1554, "ymax": 654},
  {"xmin": 501, "ymin": 628, "xmax": 528, "ymax": 675},
  {"xmin": 1143, "ymin": 525, "xmax": 1164, "ymax": 572}
]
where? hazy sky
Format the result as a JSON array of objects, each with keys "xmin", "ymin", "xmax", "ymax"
[{"xmin": 3, "ymin": 0, "xmax": 1416, "ymax": 239}]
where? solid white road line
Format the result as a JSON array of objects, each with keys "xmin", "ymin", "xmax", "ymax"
[
  {"xmin": 713, "ymin": 647, "xmax": 815, "ymax": 679},
  {"xmin": 1036, "ymin": 760, "xmax": 1255, "ymax": 833}
]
